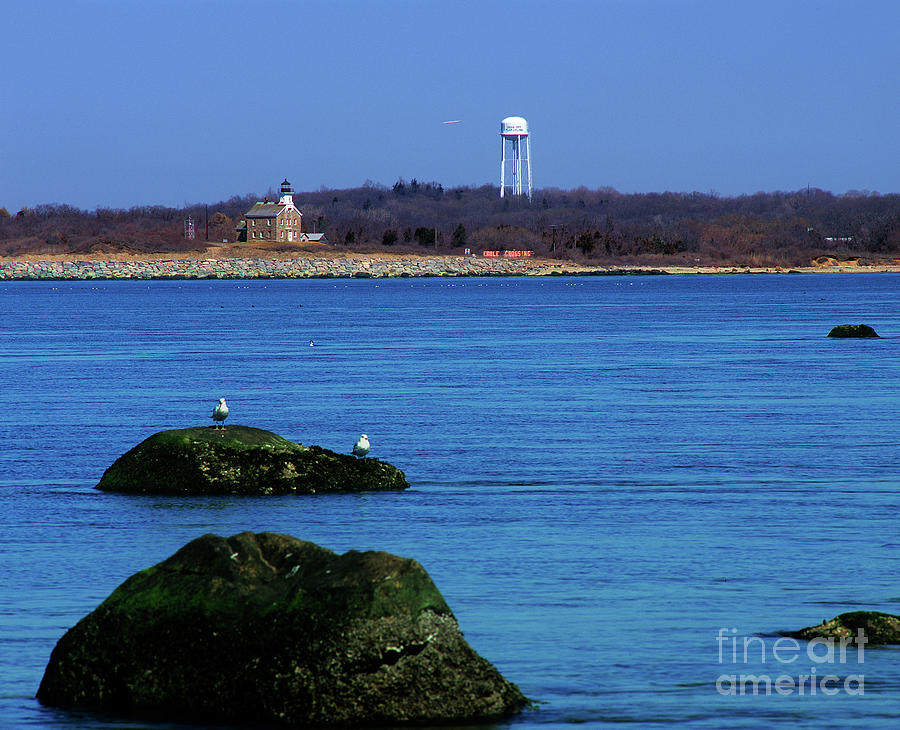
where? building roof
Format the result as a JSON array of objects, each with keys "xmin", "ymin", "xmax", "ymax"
[{"xmin": 245, "ymin": 202, "xmax": 286, "ymax": 218}]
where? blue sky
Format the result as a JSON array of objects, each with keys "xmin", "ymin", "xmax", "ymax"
[{"xmin": 2, "ymin": 0, "xmax": 899, "ymax": 211}]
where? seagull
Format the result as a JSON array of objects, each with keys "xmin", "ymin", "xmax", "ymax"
[
  {"xmin": 211, "ymin": 397, "xmax": 229, "ymax": 430},
  {"xmin": 352, "ymin": 434, "xmax": 370, "ymax": 458}
]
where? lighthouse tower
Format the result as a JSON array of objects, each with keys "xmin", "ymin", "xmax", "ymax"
[
  {"xmin": 278, "ymin": 178, "xmax": 294, "ymax": 206},
  {"xmin": 499, "ymin": 116, "xmax": 532, "ymax": 201}
]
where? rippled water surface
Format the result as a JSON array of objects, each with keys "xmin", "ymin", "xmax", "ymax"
[{"xmin": 1, "ymin": 275, "xmax": 899, "ymax": 728}]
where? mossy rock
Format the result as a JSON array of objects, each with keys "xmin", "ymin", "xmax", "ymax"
[
  {"xmin": 37, "ymin": 532, "xmax": 528, "ymax": 726},
  {"xmin": 827, "ymin": 324, "xmax": 879, "ymax": 338},
  {"xmin": 786, "ymin": 611, "xmax": 900, "ymax": 644},
  {"xmin": 96, "ymin": 425, "xmax": 408, "ymax": 495}
]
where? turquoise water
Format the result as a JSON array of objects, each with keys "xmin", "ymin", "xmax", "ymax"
[{"xmin": 1, "ymin": 275, "xmax": 899, "ymax": 728}]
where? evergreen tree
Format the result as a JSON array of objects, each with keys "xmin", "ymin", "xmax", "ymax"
[{"xmin": 451, "ymin": 223, "xmax": 467, "ymax": 248}]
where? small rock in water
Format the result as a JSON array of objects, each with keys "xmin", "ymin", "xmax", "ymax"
[
  {"xmin": 785, "ymin": 610, "xmax": 900, "ymax": 644},
  {"xmin": 95, "ymin": 425, "xmax": 408, "ymax": 495},
  {"xmin": 827, "ymin": 324, "xmax": 879, "ymax": 338}
]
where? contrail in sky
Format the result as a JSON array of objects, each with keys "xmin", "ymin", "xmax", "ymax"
[{"xmin": 442, "ymin": 120, "xmax": 462, "ymax": 124}]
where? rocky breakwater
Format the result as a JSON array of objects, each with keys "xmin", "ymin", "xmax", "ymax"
[
  {"xmin": 37, "ymin": 531, "xmax": 528, "ymax": 726},
  {"xmin": 0, "ymin": 255, "xmax": 609, "ymax": 280},
  {"xmin": 96, "ymin": 425, "xmax": 408, "ymax": 495}
]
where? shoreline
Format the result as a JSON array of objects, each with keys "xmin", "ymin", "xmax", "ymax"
[{"xmin": 2, "ymin": 249, "xmax": 900, "ymax": 280}]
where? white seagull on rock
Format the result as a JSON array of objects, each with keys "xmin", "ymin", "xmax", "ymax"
[
  {"xmin": 211, "ymin": 398, "xmax": 229, "ymax": 430},
  {"xmin": 352, "ymin": 434, "xmax": 370, "ymax": 458}
]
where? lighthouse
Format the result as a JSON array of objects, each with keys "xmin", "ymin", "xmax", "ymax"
[{"xmin": 278, "ymin": 178, "xmax": 294, "ymax": 207}]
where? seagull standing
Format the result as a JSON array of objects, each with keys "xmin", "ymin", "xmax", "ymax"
[
  {"xmin": 211, "ymin": 398, "xmax": 229, "ymax": 430},
  {"xmin": 352, "ymin": 434, "xmax": 370, "ymax": 458}
]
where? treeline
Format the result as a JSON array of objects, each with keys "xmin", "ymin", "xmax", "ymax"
[{"xmin": 3, "ymin": 182, "xmax": 900, "ymax": 266}]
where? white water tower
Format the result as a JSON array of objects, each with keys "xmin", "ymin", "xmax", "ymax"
[{"xmin": 500, "ymin": 116, "xmax": 532, "ymax": 201}]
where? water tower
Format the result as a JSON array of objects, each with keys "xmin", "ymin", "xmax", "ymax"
[{"xmin": 499, "ymin": 116, "xmax": 532, "ymax": 201}]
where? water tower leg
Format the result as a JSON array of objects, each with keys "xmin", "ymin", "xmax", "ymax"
[
  {"xmin": 526, "ymin": 135, "xmax": 533, "ymax": 201},
  {"xmin": 515, "ymin": 137, "xmax": 522, "ymax": 197},
  {"xmin": 500, "ymin": 138, "xmax": 506, "ymax": 198}
]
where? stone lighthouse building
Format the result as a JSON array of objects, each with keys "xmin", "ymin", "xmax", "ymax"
[{"xmin": 240, "ymin": 179, "xmax": 303, "ymax": 242}]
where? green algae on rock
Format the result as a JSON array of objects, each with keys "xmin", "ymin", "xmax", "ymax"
[
  {"xmin": 37, "ymin": 532, "xmax": 529, "ymax": 727},
  {"xmin": 787, "ymin": 611, "xmax": 900, "ymax": 644},
  {"xmin": 95, "ymin": 425, "xmax": 408, "ymax": 495},
  {"xmin": 827, "ymin": 323, "xmax": 879, "ymax": 338}
]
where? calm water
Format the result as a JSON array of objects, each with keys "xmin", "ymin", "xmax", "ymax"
[{"xmin": 1, "ymin": 274, "xmax": 899, "ymax": 729}]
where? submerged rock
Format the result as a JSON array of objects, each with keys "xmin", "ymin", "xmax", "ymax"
[
  {"xmin": 37, "ymin": 532, "xmax": 528, "ymax": 726},
  {"xmin": 95, "ymin": 425, "xmax": 408, "ymax": 495},
  {"xmin": 787, "ymin": 611, "xmax": 900, "ymax": 644},
  {"xmin": 827, "ymin": 324, "xmax": 879, "ymax": 338}
]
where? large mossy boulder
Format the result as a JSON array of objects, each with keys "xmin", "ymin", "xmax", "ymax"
[
  {"xmin": 827, "ymin": 324, "xmax": 879, "ymax": 338},
  {"xmin": 37, "ymin": 532, "xmax": 528, "ymax": 726},
  {"xmin": 787, "ymin": 611, "xmax": 900, "ymax": 644},
  {"xmin": 96, "ymin": 425, "xmax": 408, "ymax": 495}
]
